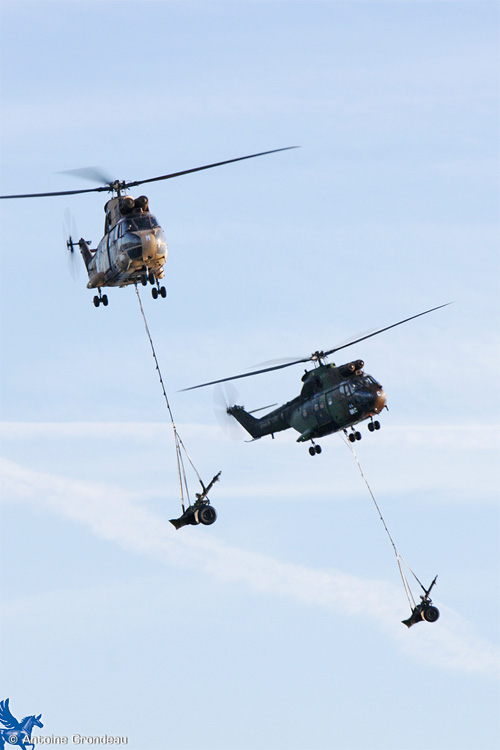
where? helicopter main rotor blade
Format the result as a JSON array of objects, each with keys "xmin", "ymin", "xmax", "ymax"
[
  {"xmin": 180, "ymin": 356, "xmax": 311, "ymax": 392},
  {"xmin": 0, "ymin": 147, "xmax": 298, "ymax": 200},
  {"xmin": 123, "ymin": 147, "xmax": 299, "ymax": 189},
  {"xmin": 181, "ymin": 303, "xmax": 451, "ymax": 393},
  {"xmin": 0, "ymin": 185, "xmax": 111, "ymax": 199},
  {"xmin": 320, "ymin": 303, "xmax": 452, "ymax": 359},
  {"xmin": 58, "ymin": 166, "xmax": 115, "ymax": 185},
  {"xmin": 248, "ymin": 403, "xmax": 279, "ymax": 414}
]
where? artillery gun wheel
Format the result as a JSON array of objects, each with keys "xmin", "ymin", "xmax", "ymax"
[
  {"xmin": 423, "ymin": 605, "xmax": 440, "ymax": 623},
  {"xmin": 199, "ymin": 505, "xmax": 217, "ymax": 525}
]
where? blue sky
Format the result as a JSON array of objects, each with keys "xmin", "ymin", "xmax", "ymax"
[{"xmin": 1, "ymin": 2, "xmax": 499, "ymax": 749}]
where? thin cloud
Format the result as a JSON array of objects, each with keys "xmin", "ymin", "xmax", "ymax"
[
  {"xmin": 1, "ymin": 457, "xmax": 498, "ymax": 678},
  {"xmin": 1, "ymin": 422, "xmax": 497, "ymax": 505},
  {"xmin": 2, "ymin": 420, "xmax": 497, "ymax": 450}
]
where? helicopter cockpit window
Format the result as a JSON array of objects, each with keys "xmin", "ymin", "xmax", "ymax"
[
  {"xmin": 121, "ymin": 230, "xmax": 143, "ymax": 259},
  {"xmin": 363, "ymin": 375, "xmax": 377, "ymax": 387},
  {"xmin": 118, "ymin": 221, "xmax": 134, "ymax": 237},
  {"xmin": 340, "ymin": 383, "xmax": 352, "ymax": 397},
  {"xmin": 127, "ymin": 215, "xmax": 159, "ymax": 231}
]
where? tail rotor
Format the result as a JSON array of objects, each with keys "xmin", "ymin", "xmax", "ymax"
[
  {"xmin": 63, "ymin": 207, "xmax": 80, "ymax": 280},
  {"xmin": 213, "ymin": 383, "xmax": 247, "ymax": 440}
]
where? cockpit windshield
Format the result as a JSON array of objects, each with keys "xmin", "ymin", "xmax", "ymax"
[{"xmin": 121, "ymin": 215, "xmax": 159, "ymax": 232}]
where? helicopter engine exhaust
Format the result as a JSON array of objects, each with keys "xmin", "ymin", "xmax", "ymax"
[
  {"xmin": 119, "ymin": 196, "xmax": 135, "ymax": 214},
  {"xmin": 338, "ymin": 360, "xmax": 364, "ymax": 377},
  {"xmin": 118, "ymin": 195, "xmax": 149, "ymax": 215},
  {"xmin": 135, "ymin": 195, "xmax": 149, "ymax": 212}
]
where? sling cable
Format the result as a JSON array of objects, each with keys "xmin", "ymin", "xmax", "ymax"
[
  {"xmin": 342, "ymin": 434, "xmax": 440, "ymax": 628},
  {"xmin": 135, "ymin": 285, "xmax": 221, "ymax": 530}
]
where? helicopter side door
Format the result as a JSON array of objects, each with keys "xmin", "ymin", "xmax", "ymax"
[
  {"xmin": 339, "ymin": 382, "xmax": 359, "ymax": 422},
  {"xmin": 312, "ymin": 394, "xmax": 331, "ymax": 427},
  {"xmin": 107, "ymin": 225, "xmax": 120, "ymax": 272},
  {"xmin": 96, "ymin": 233, "xmax": 111, "ymax": 276}
]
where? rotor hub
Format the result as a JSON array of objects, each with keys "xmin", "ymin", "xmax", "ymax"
[{"xmin": 109, "ymin": 180, "xmax": 128, "ymax": 196}]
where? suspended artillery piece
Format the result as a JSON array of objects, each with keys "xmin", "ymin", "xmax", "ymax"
[
  {"xmin": 402, "ymin": 576, "xmax": 440, "ymax": 628},
  {"xmin": 170, "ymin": 472, "xmax": 221, "ymax": 530}
]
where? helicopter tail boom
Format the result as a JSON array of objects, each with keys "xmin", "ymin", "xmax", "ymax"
[
  {"xmin": 78, "ymin": 239, "xmax": 93, "ymax": 268},
  {"xmin": 227, "ymin": 406, "xmax": 265, "ymax": 439},
  {"xmin": 227, "ymin": 404, "xmax": 290, "ymax": 439}
]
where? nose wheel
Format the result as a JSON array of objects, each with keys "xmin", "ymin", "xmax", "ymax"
[
  {"xmin": 93, "ymin": 289, "xmax": 108, "ymax": 307},
  {"xmin": 347, "ymin": 429, "xmax": 362, "ymax": 442},
  {"xmin": 308, "ymin": 442, "xmax": 322, "ymax": 456},
  {"xmin": 367, "ymin": 420, "xmax": 381, "ymax": 432},
  {"xmin": 151, "ymin": 283, "xmax": 167, "ymax": 300},
  {"xmin": 141, "ymin": 270, "xmax": 166, "ymax": 299}
]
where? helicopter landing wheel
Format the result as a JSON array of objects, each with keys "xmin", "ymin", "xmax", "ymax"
[
  {"xmin": 152, "ymin": 287, "xmax": 159, "ymax": 300},
  {"xmin": 309, "ymin": 443, "xmax": 322, "ymax": 456},
  {"xmin": 93, "ymin": 295, "xmax": 100, "ymax": 308},
  {"xmin": 148, "ymin": 271, "xmax": 155, "ymax": 284},
  {"xmin": 102, "ymin": 294, "xmax": 108, "ymax": 307},
  {"xmin": 160, "ymin": 286, "xmax": 167, "ymax": 298},
  {"xmin": 374, "ymin": 420, "xmax": 380, "ymax": 430},
  {"xmin": 348, "ymin": 432, "xmax": 356, "ymax": 443},
  {"xmin": 368, "ymin": 422, "xmax": 374, "ymax": 432},
  {"xmin": 141, "ymin": 274, "xmax": 148, "ymax": 286},
  {"xmin": 355, "ymin": 431, "xmax": 362, "ymax": 441}
]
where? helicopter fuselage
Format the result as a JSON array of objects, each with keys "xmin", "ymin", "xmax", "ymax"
[
  {"xmin": 2, "ymin": 147, "xmax": 296, "ymax": 302},
  {"xmin": 227, "ymin": 360, "xmax": 387, "ymax": 444},
  {"xmin": 81, "ymin": 195, "xmax": 168, "ymax": 290}
]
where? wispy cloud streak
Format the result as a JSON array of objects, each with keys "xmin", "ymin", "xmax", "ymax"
[{"xmin": 1, "ymin": 457, "xmax": 498, "ymax": 678}]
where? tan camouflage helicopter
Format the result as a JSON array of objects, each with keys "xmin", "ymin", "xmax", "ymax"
[{"xmin": 0, "ymin": 148, "xmax": 295, "ymax": 307}]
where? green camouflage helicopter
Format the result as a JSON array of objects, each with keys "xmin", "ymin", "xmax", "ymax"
[
  {"xmin": 0, "ymin": 148, "xmax": 295, "ymax": 306},
  {"xmin": 183, "ymin": 304, "xmax": 449, "ymax": 455}
]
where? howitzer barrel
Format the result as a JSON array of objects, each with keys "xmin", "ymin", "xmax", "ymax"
[{"xmin": 423, "ymin": 575, "xmax": 438, "ymax": 600}]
